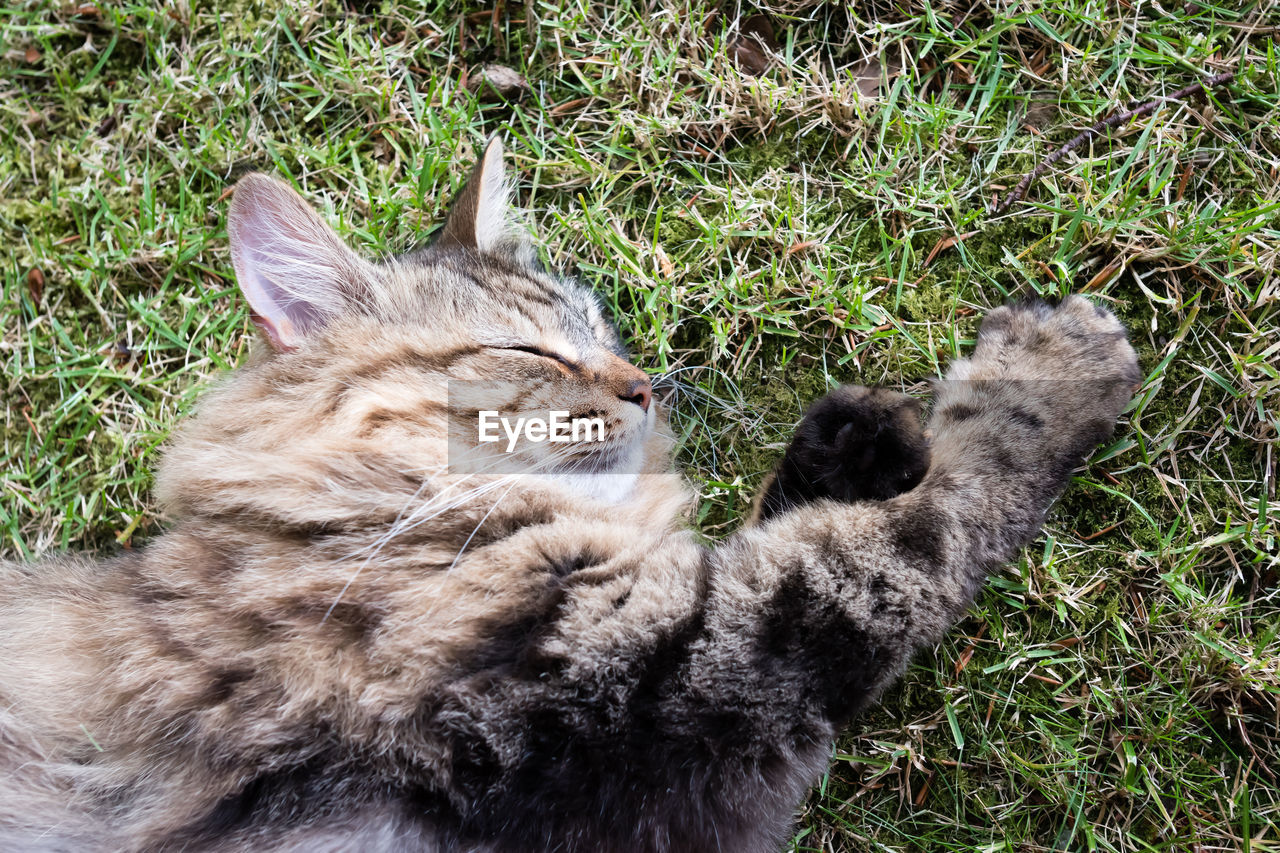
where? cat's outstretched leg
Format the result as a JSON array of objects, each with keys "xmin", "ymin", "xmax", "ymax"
[
  {"xmin": 712, "ymin": 296, "xmax": 1141, "ymax": 724},
  {"xmin": 751, "ymin": 386, "xmax": 931, "ymax": 522}
]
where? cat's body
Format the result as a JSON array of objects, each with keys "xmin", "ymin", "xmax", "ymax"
[{"xmin": 0, "ymin": 140, "xmax": 1140, "ymax": 852}]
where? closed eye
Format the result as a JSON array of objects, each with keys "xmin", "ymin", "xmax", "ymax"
[{"xmin": 498, "ymin": 345, "xmax": 578, "ymax": 371}]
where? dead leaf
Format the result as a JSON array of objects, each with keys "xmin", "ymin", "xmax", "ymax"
[
  {"xmin": 654, "ymin": 245, "xmax": 674, "ymax": 280},
  {"xmin": 922, "ymin": 230, "xmax": 978, "ymax": 267},
  {"xmin": 851, "ymin": 56, "xmax": 901, "ymax": 99},
  {"xmin": 783, "ymin": 240, "xmax": 819, "ymax": 258},
  {"xmin": 1176, "ymin": 161, "xmax": 1193, "ymax": 200},
  {"xmin": 950, "ymin": 61, "xmax": 976, "ymax": 85},
  {"xmin": 954, "ymin": 644, "xmax": 976, "ymax": 675},
  {"xmin": 466, "ymin": 64, "xmax": 529, "ymax": 102},
  {"xmin": 1084, "ymin": 258, "xmax": 1124, "ymax": 290},
  {"xmin": 1026, "ymin": 46, "xmax": 1051, "ymax": 77},
  {"xmin": 954, "ymin": 623, "xmax": 986, "ymax": 675},
  {"xmin": 1024, "ymin": 101, "xmax": 1058, "ymax": 130},
  {"xmin": 26, "ymin": 268, "xmax": 44, "ymax": 305},
  {"xmin": 913, "ymin": 771, "xmax": 934, "ymax": 806},
  {"xmin": 728, "ymin": 14, "xmax": 778, "ymax": 77},
  {"xmin": 550, "ymin": 97, "xmax": 592, "ymax": 116}
]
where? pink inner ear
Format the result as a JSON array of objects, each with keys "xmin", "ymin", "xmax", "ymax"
[
  {"xmin": 228, "ymin": 174, "xmax": 368, "ymax": 351},
  {"xmin": 249, "ymin": 311, "xmax": 293, "ymax": 352},
  {"xmin": 231, "ymin": 222, "xmax": 324, "ymax": 351},
  {"xmin": 247, "ymin": 294, "xmax": 328, "ymax": 352}
]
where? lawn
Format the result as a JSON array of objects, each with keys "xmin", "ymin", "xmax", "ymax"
[{"xmin": 2, "ymin": 0, "xmax": 1277, "ymax": 849}]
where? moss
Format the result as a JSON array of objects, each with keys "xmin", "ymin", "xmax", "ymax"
[
  {"xmin": 895, "ymin": 278, "xmax": 950, "ymax": 321},
  {"xmin": 655, "ymin": 214, "xmax": 700, "ymax": 247}
]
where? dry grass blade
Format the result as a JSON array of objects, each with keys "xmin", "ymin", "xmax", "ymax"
[{"xmin": 991, "ymin": 71, "xmax": 1237, "ymax": 214}]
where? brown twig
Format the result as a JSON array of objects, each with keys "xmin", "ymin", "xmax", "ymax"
[{"xmin": 990, "ymin": 71, "xmax": 1235, "ymax": 214}]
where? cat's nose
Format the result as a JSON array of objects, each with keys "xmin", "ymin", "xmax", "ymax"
[
  {"xmin": 607, "ymin": 359, "xmax": 652, "ymax": 413},
  {"xmin": 620, "ymin": 377, "xmax": 652, "ymax": 413}
]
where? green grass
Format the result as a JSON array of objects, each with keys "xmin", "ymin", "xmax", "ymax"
[{"xmin": 2, "ymin": 0, "xmax": 1277, "ymax": 848}]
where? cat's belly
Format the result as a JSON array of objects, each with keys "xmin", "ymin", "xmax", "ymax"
[{"xmin": 174, "ymin": 780, "xmax": 803, "ymax": 853}]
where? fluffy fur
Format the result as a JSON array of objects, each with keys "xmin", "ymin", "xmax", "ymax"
[{"xmin": 0, "ymin": 140, "xmax": 1140, "ymax": 852}]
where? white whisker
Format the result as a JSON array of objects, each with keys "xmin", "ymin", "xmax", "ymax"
[{"xmin": 447, "ymin": 481, "xmax": 517, "ymax": 572}]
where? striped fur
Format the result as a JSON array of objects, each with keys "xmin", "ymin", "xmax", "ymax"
[{"xmin": 0, "ymin": 142, "xmax": 1140, "ymax": 852}]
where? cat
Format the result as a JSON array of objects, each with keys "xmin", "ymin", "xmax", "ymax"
[{"xmin": 0, "ymin": 138, "xmax": 1140, "ymax": 852}]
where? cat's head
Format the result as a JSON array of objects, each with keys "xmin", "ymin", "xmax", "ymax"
[{"xmin": 160, "ymin": 140, "xmax": 667, "ymax": 520}]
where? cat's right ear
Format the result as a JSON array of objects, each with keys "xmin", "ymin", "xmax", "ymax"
[{"xmin": 228, "ymin": 174, "xmax": 374, "ymax": 352}]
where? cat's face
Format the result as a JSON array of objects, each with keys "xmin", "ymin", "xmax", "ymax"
[{"xmin": 220, "ymin": 140, "xmax": 656, "ymax": 496}]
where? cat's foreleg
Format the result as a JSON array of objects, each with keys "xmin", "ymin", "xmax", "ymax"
[{"xmin": 702, "ymin": 297, "xmax": 1140, "ymax": 723}]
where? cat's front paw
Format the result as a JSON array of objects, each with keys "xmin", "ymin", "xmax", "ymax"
[
  {"xmin": 958, "ymin": 296, "xmax": 1138, "ymax": 382},
  {"xmin": 940, "ymin": 295, "xmax": 1141, "ymax": 458},
  {"xmin": 753, "ymin": 386, "xmax": 930, "ymax": 523}
]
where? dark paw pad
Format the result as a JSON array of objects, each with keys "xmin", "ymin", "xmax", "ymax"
[{"xmin": 754, "ymin": 386, "xmax": 931, "ymax": 522}]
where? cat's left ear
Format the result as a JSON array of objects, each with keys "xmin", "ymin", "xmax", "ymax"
[{"xmin": 437, "ymin": 137, "xmax": 516, "ymax": 252}]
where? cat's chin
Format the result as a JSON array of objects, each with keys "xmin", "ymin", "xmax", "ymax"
[
  {"xmin": 548, "ymin": 469, "xmax": 642, "ymax": 504},
  {"xmin": 546, "ymin": 431, "xmax": 650, "ymax": 503}
]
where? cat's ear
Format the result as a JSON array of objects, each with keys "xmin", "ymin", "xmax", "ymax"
[
  {"xmin": 437, "ymin": 137, "xmax": 515, "ymax": 252},
  {"xmin": 228, "ymin": 174, "xmax": 374, "ymax": 352}
]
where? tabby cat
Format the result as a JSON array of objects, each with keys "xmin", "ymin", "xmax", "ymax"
[{"xmin": 0, "ymin": 139, "xmax": 1140, "ymax": 852}]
